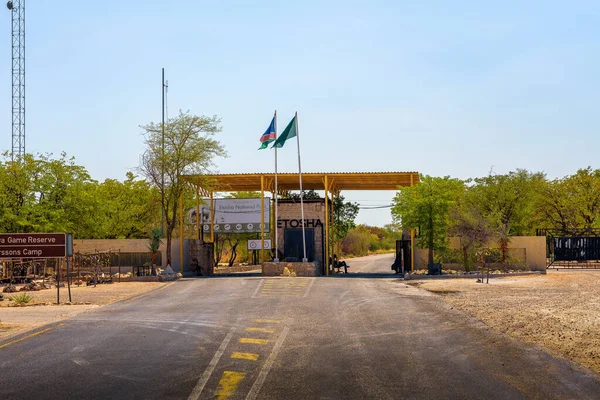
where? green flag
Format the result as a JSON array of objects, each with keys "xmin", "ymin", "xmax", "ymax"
[{"xmin": 271, "ymin": 116, "xmax": 296, "ymax": 148}]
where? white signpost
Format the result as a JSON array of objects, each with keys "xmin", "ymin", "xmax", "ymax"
[
  {"xmin": 248, "ymin": 239, "xmax": 272, "ymax": 250},
  {"xmin": 189, "ymin": 198, "xmax": 270, "ymax": 234}
]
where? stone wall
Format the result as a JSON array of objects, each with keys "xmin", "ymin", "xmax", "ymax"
[
  {"xmin": 189, "ymin": 240, "xmax": 214, "ymax": 275},
  {"xmin": 276, "ymin": 200, "xmax": 325, "ymax": 267},
  {"xmin": 263, "ymin": 261, "xmax": 321, "ymax": 277}
]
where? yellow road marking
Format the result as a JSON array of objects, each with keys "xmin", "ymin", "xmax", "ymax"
[
  {"xmin": 215, "ymin": 371, "xmax": 246, "ymax": 400},
  {"xmin": 245, "ymin": 327, "xmax": 275, "ymax": 333},
  {"xmin": 231, "ymin": 352, "xmax": 260, "ymax": 361},
  {"xmin": 0, "ymin": 323, "xmax": 64, "ymax": 350},
  {"xmin": 254, "ymin": 319, "xmax": 280, "ymax": 324},
  {"xmin": 239, "ymin": 338, "xmax": 269, "ymax": 345}
]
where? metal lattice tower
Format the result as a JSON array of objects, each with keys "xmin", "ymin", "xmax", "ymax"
[{"xmin": 8, "ymin": 0, "xmax": 25, "ymax": 160}]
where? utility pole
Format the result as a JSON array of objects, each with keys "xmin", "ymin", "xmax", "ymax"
[
  {"xmin": 161, "ymin": 68, "xmax": 165, "ymax": 236},
  {"xmin": 7, "ymin": 0, "xmax": 25, "ymax": 160}
]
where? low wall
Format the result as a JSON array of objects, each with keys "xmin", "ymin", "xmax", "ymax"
[
  {"xmin": 263, "ymin": 262, "xmax": 321, "ymax": 277},
  {"xmin": 414, "ymin": 236, "xmax": 546, "ymax": 271}
]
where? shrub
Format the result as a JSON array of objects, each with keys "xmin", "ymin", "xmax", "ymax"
[{"xmin": 10, "ymin": 293, "xmax": 33, "ymax": 305}]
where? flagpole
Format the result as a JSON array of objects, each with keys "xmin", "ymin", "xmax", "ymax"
[
  {"xmin": 295, "ymin": 112, "xmax": 308, "ymax": 262},
  {"xmin": 274, "ymin": 110, "xmax": 279, "ymax": 262}
]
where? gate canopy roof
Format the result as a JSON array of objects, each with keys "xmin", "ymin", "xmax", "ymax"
[{"xmin": 181, "ymin": 172, "xmax": 419, "ymax": 195}]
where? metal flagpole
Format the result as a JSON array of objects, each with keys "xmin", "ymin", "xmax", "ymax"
[
  {"xmin": 295, "ymin": 112, "xmax": 307, "ymax": 262},
  {"xmin": 274, "ymin": 110, "xmax": 279, "ymax": 262}
]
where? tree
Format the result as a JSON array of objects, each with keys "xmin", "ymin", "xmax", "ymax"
[
  {"xmin": 333, "ymin": 195, "xmax": 359, "ymax": 251},
  {"xmin": 469, "ymin": 169, "xmax": 544, "ymax": 263},
  {"xmin": 95, "ymin": 173, "xmax": 160, "ymax": 239},
  {"xmin": 449, "ymin": 192, "xmax": 497, "ymax": 272},
  {"xmin": 341, "ymin": 226, "xmax": 371, "ymax": 256},
  {"xmin": 148, "ymin": 227, "xmax": 162, "ymax": 275},
  {"xmin": 392, "ymin": 175, "xmax": 464, "ymax": 267},
  {"xmin": 0, "ymin": 152, "xmax": 100, "ymax": 237},
  {"xmin": 140, "ymin": 111, "xmax": 226, "ymax": 266},
  {"xmin": 533, "ymin": 168, "xmax": 600, "ymax": 234},
  {"xmin": 284, "ymin": 190, "xmax": 321, "ymax": 200}
]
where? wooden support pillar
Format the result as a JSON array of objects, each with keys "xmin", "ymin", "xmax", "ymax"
[
  {"xmin": 260, "ymin": 175, "xmax": 265, "ymax": 265},
  {"xmin": 210, "ymin": 192, "xmax": 215, "ymax": 243},
  {"xmin": 324, "ymin": 175, "xmax": 329, "ymax": 277},
  {"xmin": 410, "ymin": 174, "xmax": 415, "ymax": 272},
  {"xmin": 196, "ymin": 186, "xmax": 201, "ymax": 241},
  {"xmin": 179, "ymin": 192, "xmax": 184, "ymax": 274}
]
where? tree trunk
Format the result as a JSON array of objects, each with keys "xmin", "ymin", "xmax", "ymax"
[
  {"xmin": 463, "ymin": 245, "xmax": 470, "ymax": 272},
  {"xmin": 228, "ymin": 242, "xmax": 239, "ymax": 267},
  {"xmin": 165, "ymin": 231, "xmax": 172, "ymax": 267}
]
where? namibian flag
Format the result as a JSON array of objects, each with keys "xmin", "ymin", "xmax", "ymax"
[{"xmin": 258, "ymin": 117, "xmax": 276, "ymax": 150}]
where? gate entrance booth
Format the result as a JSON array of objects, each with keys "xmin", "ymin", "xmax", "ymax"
[{"xmin": 179, "ymin": 172, "xmax": 419, "ymax": 276}]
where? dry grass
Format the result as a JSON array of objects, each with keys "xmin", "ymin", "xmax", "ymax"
[
  {"xmin": 0, "ymin": 282, "xmax": 163, "ymax": 307},
  {"xmin": 0, "ymin": 282, "xmax": 165, "ymax": 340},
  {"xmin": 409, "ymin": 271, "xmax": 600, "ymax": 375}
]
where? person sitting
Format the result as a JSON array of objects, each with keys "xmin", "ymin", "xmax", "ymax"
[{"xmin": 332, "ymin": 254, "xmax": 349, "ymax": 274}]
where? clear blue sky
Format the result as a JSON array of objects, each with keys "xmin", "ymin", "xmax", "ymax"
[{"xmin": 0, "ymin": 1, "xmax": 598, "ymax": 226}]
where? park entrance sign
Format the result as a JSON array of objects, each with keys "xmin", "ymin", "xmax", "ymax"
[{"xmin": 0, "ymin": 233, "xmax": 71, "ymax": 258}]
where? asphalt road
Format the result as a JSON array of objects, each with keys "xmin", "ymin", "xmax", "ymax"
[
  {"xmin": 2, "ymin": 258, "xmax": 600, "ymax": 399},
  {"xmin": 342, "ymin": 253, "xmax": 396, "ymax": 274}
]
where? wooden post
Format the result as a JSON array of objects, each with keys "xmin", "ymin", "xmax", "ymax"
[
  {"xmin": 196, "ymin": 186, "xmax": 201, "ymax": 240},
  {"xmin": 324, "ymin": 175, "xmax": 329, "ymax": 276},
  {"xmin": 56, "ymin": 258, "xmax": 60, "ymax": 304},
  {"xmin": 180, "ymin": 192, "xmax": 184, "ymax": 274},
  {"xmin": 210, "ymin": 192, "xmax": 215, "ymax": 243},
  {"xmin": 66, "ymin": 257, "xmax": 72, "ymax": 303},
  {"xmin": 410, "ymin": 173, "xmax": 415, "ymax": 272},
  {"xmin": 261, "ymin": 175, "xmax": 265, "ymax": 265}
]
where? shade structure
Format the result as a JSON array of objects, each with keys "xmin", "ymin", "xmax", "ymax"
[
  {"xmin": 181, "ymin": 171, "xmax": 419, "ymax": 196},
  {"xmin": 179, "ymin": 171, "xmax": 420, "ymax": 277}
]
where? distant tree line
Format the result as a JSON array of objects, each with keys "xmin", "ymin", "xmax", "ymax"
[{"xmin": 391, "ymin": 168, "xmax": 600, "ymax": 270}]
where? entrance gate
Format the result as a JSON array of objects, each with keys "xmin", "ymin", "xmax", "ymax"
[
  {"xmin": 394, "ymin": 239, "xmax": 412, "ymax": 274},
  {"xmin": 538, "ymin": 229, "xmax": 600, "ymax": 269}
]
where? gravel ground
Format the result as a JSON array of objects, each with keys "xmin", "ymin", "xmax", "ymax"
[
  {"xmin": 0, "ymin": 282, "xmax": 164, "ymax": 340},
  {"xmin": 407, "ymin": 270, "xmax": 600, "ymax": 375}
]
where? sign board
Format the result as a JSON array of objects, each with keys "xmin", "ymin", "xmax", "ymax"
[
  {"xmin": 189, "ymin": 198, "xmax": 271, "ymax": 234},
  {"xmin": 248, "ymin": 239, "xmax": 272, "ymax": 250},
  {"xmin": 0, "ymin": 233, "xmax": 69, "ymax": 259}
]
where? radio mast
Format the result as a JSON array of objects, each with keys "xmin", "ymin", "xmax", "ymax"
[{"xmin": 7, "ymin": 1, "xmax": 25, "ymax": 160}]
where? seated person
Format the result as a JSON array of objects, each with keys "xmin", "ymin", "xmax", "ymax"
[{"xmin": 332, "ymin": 254, "xmax": 349, "ymax": 274}]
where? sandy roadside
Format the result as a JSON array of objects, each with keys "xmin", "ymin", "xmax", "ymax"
[
  {"xmin": 406, "ymin": 271, "xmax": 600, "ymax": 375},
  {"xmin": 0, "ymin": 282, "xmax": 165, "ymax": 340}
]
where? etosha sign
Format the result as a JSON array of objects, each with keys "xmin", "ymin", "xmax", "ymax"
[{"xmin": 0, "ymin": 233, "xmax": 70, "ymax": 258}]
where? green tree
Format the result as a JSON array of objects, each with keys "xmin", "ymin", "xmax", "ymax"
[
  {"xmin": 469, "ymin": 169, "xmax": 545, "ymax": 263},
  {"xmin": 0, "ymin": 152, "xmax": 99, "ymax": 237},
  {"xmin": 333, "ymin": 195, "xmax": 359, "ymax": 250},
  {"xmin": 392, "ymin": 175, "xmax": 464, "ymax": 267},
  {"xmin": 284, "ymin": 190, "xmax": 321, "ymax": 200},
  {"xmin": 534, "ymin": 168, "xmax": 600, "ymax": 234},
  {"xmin": 449, "ymin": 191, "xmax": 497, "ymax": 272},
  {"xmin": 341, "ymin": 225, "xmax": 371, "ymax": 256},
  {"xmin": 140, "ymin": 110, "xmax": 226, "ymax": 266},
  {"xmin": 95, "ymin": 172, "xmax": 160, "ymax": 239}
]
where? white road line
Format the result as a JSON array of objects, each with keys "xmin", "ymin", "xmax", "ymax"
[
  {"xmin": 245, "ymin": 327, "xmax": 290, "ymax": 400},
  {"xmin": 187, "ymin": 326, "xmax": 237, "ymax": 400},
  {"xmin": 251, "ymin": 280, "xmax": 264, "ymax": 299},
  {"xmin": 303, "ymin": 278, "xmax": 316, "ymax": 298}
]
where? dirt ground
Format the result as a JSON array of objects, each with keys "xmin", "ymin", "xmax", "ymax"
[
  {"xmin": 408, "ymin": 271, "xmax": 600, "ymax": 375},
  {"xmin": 0, "ymin": 282, "xmax": 164, "ymax": 340}
]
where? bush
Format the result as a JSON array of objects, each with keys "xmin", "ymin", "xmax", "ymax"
[{"xmin": 10, "ymin": 293, "xmax": 33, "ymax": 305}]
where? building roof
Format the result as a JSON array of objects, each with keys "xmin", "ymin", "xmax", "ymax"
[{"xmin": 181, "ymin": 172, "xmax": 419, "ymax": 195}]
